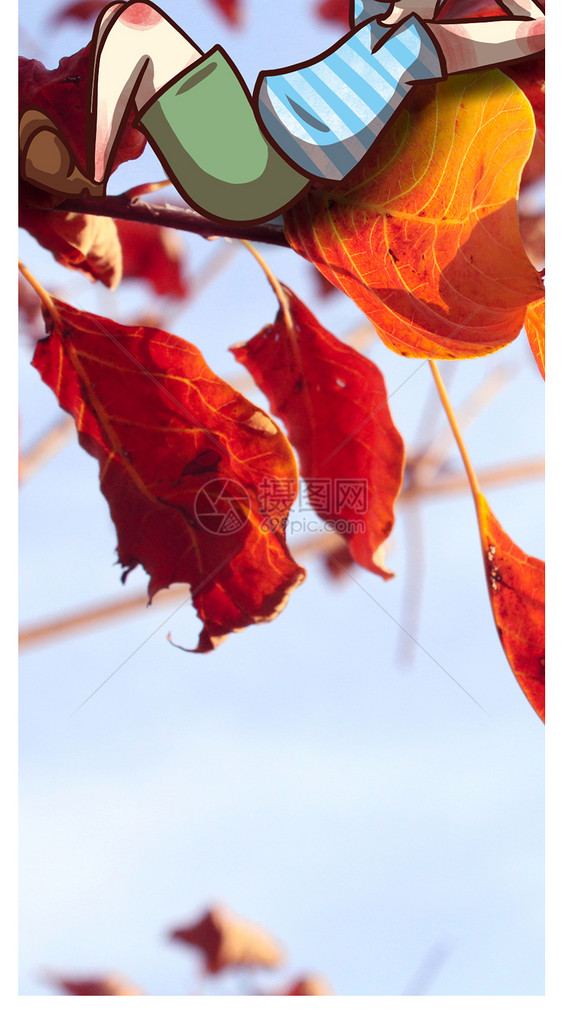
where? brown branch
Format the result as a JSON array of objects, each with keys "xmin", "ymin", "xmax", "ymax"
[
  {"xmin": 19, "ymin": 416, "xmax": 75, "ymax": 485},
  {"xmin": 401, "ymin": 456, "xmax": 544, "ymax": 503},
  {"xmin": 19, "ymin": 457, "xmax": 543, "ymax": 653},
  {"xmin": 53, "ymin": 194, "xmax": 290, "ymax": 247}
]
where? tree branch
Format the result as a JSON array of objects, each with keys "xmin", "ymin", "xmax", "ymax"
[
  {"xmin": 53, "ymin": 194, "xmax": 290, "ymax": 247},
  {"xmin": 19, "ymin": 457, "xmax": 543, "ymax": 653}
]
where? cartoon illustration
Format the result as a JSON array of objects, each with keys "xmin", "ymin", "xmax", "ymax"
[{"xmin": 19, "ymin": 1, "xmax": 545, "ymax": 225}]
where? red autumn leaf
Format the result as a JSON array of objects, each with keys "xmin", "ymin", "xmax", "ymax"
[
  {"xmin": 283, "ymin": 976, "xmax": 334, "ymax": 995},
  {"xmin": 285, "ymin": 72, "xmax": 543, "ymax": 359},
  {"xmin": 315, "ymin": 0, "xmax": 504, "ymax": 30},
  {"xmin": 49, "ymin": 974, "xmax": 143, "ymax": 996},
  {"xmin": 19, "ymin": 45, "xmax": 146, "ymax": 208},
  {"xmin": 116, "ymin": 219, "xmax": 189, "ymax": 299},
  {"xmin": 208, "ymin": 0, "xmax": 244, "ymax": 26},
  {"xmin": 169, "ymin": 906, "xmax": 285, "ymax": 974},
  {"xmin": 310, "ymin": 263, "xmax": 338, "ymax": 299},
  {"xmin": 524, "ymin": 295, "xmax": 545, "ymax": 378},
  {"xmin": 436, "ymin": 0, "xmax": 503, "ymax": 17},
  {"xmin": 322, "ymin": 539, "xmax": 356, "ymax": 582},
  {"xmin": 520, "ymin": 134, "xmax": 545, "ymax": 191},
  {"xmin": 18, "ymin": 276, "xmax": 41, "ymax": 328},
  {"xmin": 232, "ymin": 287, "xmax": 404, "ymax": 579},
  {"xmin": 519, "ymin": 212, "xmax": 544, "ymax": 272},
  {"xmin": 476, "ymin": 493, "xmax": 544, "ymax": 720},
  {"xmin": 50, "ymin": 1, "xmax": 108, "ymax": 26},
  {"xmin": 507, "ymin": 54, "xmax": 545, "ymax": 141},
  {"xmin": 314, "ymin": 0, "xmax": 349, "ymax": 27},
  {"xmin": 32, "ymin": 299, "xmax": 304, "ymax": 652},
  {"xmin": 19, "ymin": 208, "xmax": 122, "ymax": 289}
]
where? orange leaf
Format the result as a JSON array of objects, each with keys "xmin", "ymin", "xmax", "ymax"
[
  {"xmin": 519, "ymin": 214, "xmax": 544, "ymax": 273},
  {"xmin": 524, "ymin": 296, "xmax": 545, "ymax": 379},
  {"xmin": 19, "ymin": 209, "xmax": 122, "ymax": 289},
  {"xmin": 283, "ymin": 976, "xmax": 334, "ymax": 995},
  {"xmin": 32, "ymin": 300, "xmax": 304, "ymax": 652},
  {"xmin": 476, "ymin": 494, "xmax": 544, "ymax": 720},
  {"xmin": 285, "ymin": 71, "xmax": 543, "ymax": 359},
  {"xmin": 169, "ymin": 906, "xmax": 284, "ymax": 974},
  {"xmin": 232, "ymin": 287, "xmax": 404, "ymax": 578}
]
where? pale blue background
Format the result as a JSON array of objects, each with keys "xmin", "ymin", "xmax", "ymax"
[{"xmin": 18, "ymin": 0, "xmax": 544, "ymax": 997}]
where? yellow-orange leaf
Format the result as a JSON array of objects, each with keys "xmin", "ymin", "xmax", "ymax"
[
  {"xmin": 285, "ymin": 71, "xmax": 543, "ymax": 359},
  {"xmin": 20, "ymin": 209, "xmax": 122, "ymax": 289},
  {"xmin": 170, "ymin": 906, "xmax": 285, "ymax": 974},
  {"xmin": 525, "ymin": 296, "xmax": 545, "ymax": 379},
  {"xmin": 476, "ymin": 494, "xmax": 544, "ymax": 721}
]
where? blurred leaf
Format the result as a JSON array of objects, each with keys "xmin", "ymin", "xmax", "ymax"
[
  {"xmin": 116, "ymin": 219, "xmax": 189, "ymax": 298},
  {"xmin": 50, "ymin": 973, "xmax": 144, "ymax": 995},
  {"xmin": 313, "ymin": 0, "xmax": 349, "ymax": 27},
  {"xmin": 50, "ymin": 1, "xmax": 108, "ymax": 27},
  {"xmin": 283, "ymin": 975, "xmax": 334, "ymax": 995},
  {"xmin": 19, "ymin": 209, "xmax": 122, "ymax": 289},
  {"xmin": 208, "ymin": 0, "xmax": 244, "ymax": 26},
  {"xmin": 170, "ymin": 906, "xmax": 285, "ymax": 974}
]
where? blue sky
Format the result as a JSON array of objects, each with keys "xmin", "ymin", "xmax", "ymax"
[{"xmin": 16, "ymin": 0, "xmax": 547, "ymax": 1000}]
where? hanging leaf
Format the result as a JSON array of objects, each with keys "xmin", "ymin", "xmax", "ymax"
[
  {"xmin": 524, "ymin": 296, "xmax": 545, "ymax": 378},
  {"xmin": 169, "ymin": 906, "xmax": 285, "ymax": 974},
  {"xmin": 232, "ymin": 287, "xmax": 404, "ymax": 578},
  {"xmin": 476, "ymin": 494, "xmax": 544, "ymax": 720},
  {"xmin": 116, "ymin": 219, "xmax": 189, "ymax": 298},
  {"xmin": 32, "ymin": 299, "xmax": 304, "ymax": 652},
  {"xmin": 285, "ymin": 71, "xmax": 542, "ymax": 360},
  {"xmin": 19, "ymin": 208, "xmax": 122, "ymax": 289}
]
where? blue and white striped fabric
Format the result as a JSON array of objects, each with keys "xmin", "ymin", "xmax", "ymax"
[
  {"xmin": 353, "ymin": 1, "xmax": 392, "ymax": 29},
  {"xmin": 257, "ymin": 16, "xmax": 443, "ymax": 181}
]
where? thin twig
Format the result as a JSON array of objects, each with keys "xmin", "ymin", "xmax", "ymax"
[
  {"xmin": 18, "ymin": 261, "xmax": 61, "ymax": 328},
  {"xmin": 428, "ymin": 361, "xmax": 481, "ymax": 506},
  {"xmin": 401, "ymin": 457, "xmax": 543, "ymax": 503},
  {"xmin": 19, "ymin": 457, "xmax": 543, "ymax": 653},
  {"xmin": 412, "ymin": 362, "xmax": 515, "ymax": 488},
  {"xmin": 52, "ymin": 194, "xmax": 290, "ymax": 247},
  {"xmin": 240, "ymin": 240, "xmax": 294, "ymax": 332},
  {"xmin": 19, "ymin": 416, "xmax": 75, "ymax": 485}
]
